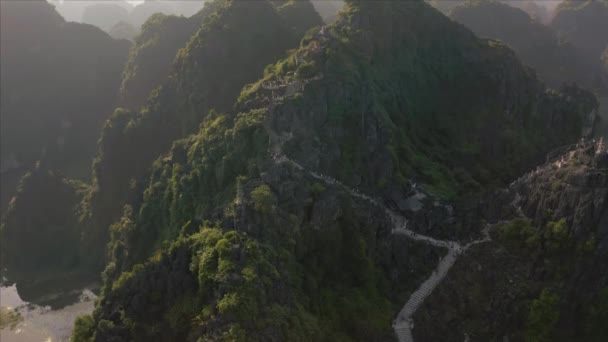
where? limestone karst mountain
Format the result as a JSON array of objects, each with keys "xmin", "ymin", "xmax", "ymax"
[
  {"xmin": 429, "ymin": 0, "xmax": 562, "ymax": 23},
  {"xmin": 0, "ymin": 0, "xmax": 322, "ymax": 304},
  {"xmin": 80, "ymin": 1, "xmax": 132, "ymax": 31},
  {"xmin": 51, "ymin": 0, "xmax": 206, "ymax": 33},
  {"xmin": 507, "ymin": 0, "xmax": 556, "ymax": 24},
  {"xmin": 84, "ymin": 0, "xmax": 321, "ymax": 266},
  {"xmin": 108, "ymin": 20, "xmax": 140, "ymax": 41},
  {"xmin": 450, "ymin": 0, "xmax": 608, "ymax": 143},
  {"xmin": 1, "ymin": 1, "xmax": 606, "ymax": 341},
  {"xmin": 0, "ymin": 0, "xmax": 130, "ymax": 215},
  {"xmin": 61, "ymin": 0, "xmax": 599, "ymax": 340},
  {"xmin": 129, "ymin": 0, "xmax": 179, "ymax": 28},
  {"xmin": 449, "ymin": 0, "xmax": 586, "ymax": 88},
  {"xmin": 49, "ymin": 0, "xmax": 94, "ymax": 22},
  {"xmin": 415, "ymin": 140, "xmax": 608, "ymax": 341},
  {"xmin": 118, "ymin": 10, "xmax": 210, "ymax": 110},
  {"xmin": 551, "ymin": 0, "xmax": 608, "ymax": 74},
  {"xmin": 170, "ymin": 0, "xmax": 208, "ymax": 17}
]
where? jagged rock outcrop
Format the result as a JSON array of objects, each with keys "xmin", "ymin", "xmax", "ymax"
[
  {"xmin": 414, "ymin": 141, "xmax": 608, "ymax": 341},
  {"xmin": 72, "ymin": 1, "xmax": 602, "ymax": 341},
  {"xmin": 512, "ymin": 142, "xmax": 608, "ymax": 241},
  {"xmin": 0, "ymin": 0, "xmax": 130, "ymax": 214}
]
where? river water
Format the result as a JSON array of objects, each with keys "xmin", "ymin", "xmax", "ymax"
[{"xmin": 0, "ymin": 284, "xmax": 97, "ymax": 342}]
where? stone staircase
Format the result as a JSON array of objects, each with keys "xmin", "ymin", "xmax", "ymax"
[{"xmin": 272, "ymin": 152, "xmax": 491, "ymax": 342}]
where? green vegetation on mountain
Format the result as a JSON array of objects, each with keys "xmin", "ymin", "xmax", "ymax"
[
  {"xmin": 68, "ymin": 1, "xmax": 600, "ymax": 340},
  {"xmin": 414, "ymin": 143, "xmax": 608, "ymax": 341},
  {"xmin": 1, "ymin": 1, "xmax": 605, "ymax": 341},
  {"xmin": 80, "ymin": 0, "xmax": 321, "ymax": 269},
  {"xmin": 118, "ymin": 9, "xmax": 211, "ymax": 110}
]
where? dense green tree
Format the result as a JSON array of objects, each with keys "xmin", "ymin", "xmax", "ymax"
[{"xmin": 526, "ymin": 289, "xmax": 560, "ymax": 342}]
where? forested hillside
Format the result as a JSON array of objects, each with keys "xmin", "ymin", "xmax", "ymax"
[
  {"xmin": 1, "ymin": 0, "xmax": 323, "ymax": 301},
  {"xmin": 62, "ymin": 1, "xmax": 600, "ymax": 340},
  {"xmin": 1, "ymin": 1, "xmax": 606, "ymax": 341}
]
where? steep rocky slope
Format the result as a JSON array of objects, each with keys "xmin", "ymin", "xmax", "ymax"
[
  {"xmin": 0, "ymin": 0, "xmax": 130, "ymax": 214},
  {"xmin": 414, "ymin": 140, "xmax": 608, "ymax": 341},
  {"xmin": 118, "ymin": 9, "xmax": 212, "ymax": 110},
  {"xmin": 69, "ymin": 1, "xmax": 599, "ymax": 341},
  {"xmin": 85, "ymin": 0, "xmax": 320, "ymax": 266},
  {"xmin": 0, "ymin": 0, "xmax": 323, "ymax": 302}
]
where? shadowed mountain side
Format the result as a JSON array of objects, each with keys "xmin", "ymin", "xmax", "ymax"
[{"xmin": 0, "ymin": 0, "xmax": 130, "ymax": 215}]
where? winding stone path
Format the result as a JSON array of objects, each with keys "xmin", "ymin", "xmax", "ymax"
[{"xmin": 272, "ymin": 153, "xmax": 492, "ymax": 342}]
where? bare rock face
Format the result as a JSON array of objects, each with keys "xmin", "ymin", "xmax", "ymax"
[
  {"xmin": 510, "ymin": 141, "xmax": 608, "ymax": 246},
  {"xmin": 415, "ymin": 140, "xmax": 608, "ymax": 342}
]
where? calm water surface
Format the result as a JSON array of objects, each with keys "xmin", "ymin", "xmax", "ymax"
[{"xmin": 0, "ymin": 284, "xmax": 96, "ymax": 342}]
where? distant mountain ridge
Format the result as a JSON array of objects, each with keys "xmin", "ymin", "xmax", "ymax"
[{"xmin": 0, "ymin": 0, "xmax": 130, "ymax": 215}]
